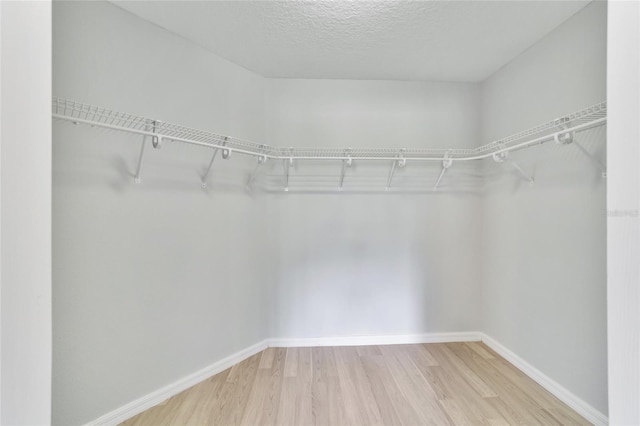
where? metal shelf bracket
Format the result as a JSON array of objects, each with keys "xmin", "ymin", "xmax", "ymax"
[
  {"xmin": 150, "ymin": 121, "xmax": 162, "ymax": 149},
  {"xmin": 493, "ymin": 145, "xmax": 534, "ymax": 186},
  {"xmin": 221, "ymin": 137, "xmax": 232, "ymax": 159},
  {"xmin": 386, "ymin": 149, "xmax": 406, "ymax": 191},
  {"xmin": 134, "ymin": 135, "xmax": 146, "ymax": 184},
  {"xmin": 433, "ymin": 151, "xmax": 453, "ymax": 191},
  {"xmin": 201, "ymin": 148, "xmax": 220, "ymax": 189},
  {"xmin": 339, "ymin": 148, "xmax": 353, "ymax": 191},
  {"xmin": 133, "ymin": 120, "xmax": 155, "ymax": 183},
  {"xmin": 283, "ymin": 148, "xmax": 294, "ymax": 192},
  {"xmin": 556, "ymin": 124, "xmax": 606, "ymax": 178},
  {"xmin": 247, "ymin": 145, "xmax": 268, "ymax": 190},
  {"xmin": 202, "ymin": 136, "xmax": 228, "ymax": 188}
]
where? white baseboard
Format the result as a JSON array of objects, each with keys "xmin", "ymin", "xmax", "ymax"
[
  {"xmin": 268, "ymin": 331, "xmax": 481, "ymax": 348},
  {"xmin": 84, "ymin": 339, "xmax": 268, "ymax": 426},
  {"xmin": 481, "ymin": 333, "xmax": 608, "ymax": 426},
  {"xmin": 85, "ymin": 332, "xmax": 607, "ymax": 426},
  {"xmin": 83, "ymin": 332, "xmax": 479, "ymax": 425}
]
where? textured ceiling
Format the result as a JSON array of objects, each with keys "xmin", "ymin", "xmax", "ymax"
[{"xmin": 113, "ymin": 0, "xmax": 590, "ymax": 82}]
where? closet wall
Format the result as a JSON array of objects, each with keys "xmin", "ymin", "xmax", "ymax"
[
  {"xmin": 53, "ymin": 2, "xmax": 270, "ymax": 424},
  {"xmin": 265, "ymin": 80, "xmax": 483, "ymax": 339},
  {"xmin": 480, "ymin": 1, "xmax": 607, "ymax": 415},
  {"xmin": 52, "ymin": 1, "xmax": 609, "ymax": 424}
]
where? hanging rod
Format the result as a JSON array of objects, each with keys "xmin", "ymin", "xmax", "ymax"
[{"xmin": 52, "ymin": 97, "xmax": 606, "ymax": 164}]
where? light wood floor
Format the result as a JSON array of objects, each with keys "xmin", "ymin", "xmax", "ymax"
[{"xmin": 122, "ymin": 342, "xmax": 590, "ymax": 425}]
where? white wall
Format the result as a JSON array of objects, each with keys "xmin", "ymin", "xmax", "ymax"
[
  {"xmin": 481, "ymin": 1, "xmax": 607, "ymax": 415},
  {"xmin": 265, "ymin": 80, "xmax": 483, "ymax": 339},
  {"xmin": 52, "ymin": 1, "xmax": 613, "ymax": 424},
  {"xmin": 53, "ymin": 2, "xmax": 269, "ymax": 424},
  {"xmin": 606, "ymin": 1, "xmax": 640, "ymax": 423},
  {"xmin": 0, "ymin": 1, "xmax": 52, "ymax": 424},
  {"xmin": 53, "ymin": 12, "xmax": 486, "ymax": 416}
]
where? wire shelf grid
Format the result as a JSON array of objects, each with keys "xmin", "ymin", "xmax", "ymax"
[
  {"xmin": 53, "ymin": 97, "xmax": 608, "ymax": 192},
  {"xmin": 477, "ymin": 102, "xmax": 607, "ymax": 154},
  {"xmin": 52, "ymin": 98, "xmax": 277, "ymax": 156},
  {"xmin": 53, "ymin": 97, "xmax": 606, "ymax": 163}
]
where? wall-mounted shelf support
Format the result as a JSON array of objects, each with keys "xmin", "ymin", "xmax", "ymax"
[
  {"xmin": 150, "ymin": 120, "xmax": 162, "ymax": 149},
  {"xmin": 201, "ymin": 148, "xmax": 219, "ymax": 189},
  {"xmin": 339, "ymin": 149, "xmax": 353, "ymax": 191},
  {"xmin": 247, "ymin": 146, "xmax": 268, "ymax": 190},
  {"xmin": 555, "ymin": 126, "xmax": 606, "ymax": 178},
  {"xmin": 386, "ymin": 150, "xmax": 406, "ymax": 191},
  {"xmin": 221, "ymin": 138, "xmax": 232, "ymax": 159},
  {"xmin": 574, "ymin": 140, "xmax": 607, "ymax": 178},
  {"xmin": 283, "ymin": 148, "xmax": 294, "ymax": 192},
  {"xmin": 386, "ymin": 161, "xmax": 397, "ymax": 191},
  {"xmin": 134, "ymin": 135, "xmax": 147, "ymax": 184},
  {"xmin": 433, "ymin": 151, "xmax": 453, "ymax": 191},
  {"xmin": 202, "ymin": 136, "xmax": 227, "ymax": 188},
  {"xmin": 509, "ymin": 160, "xmax": 535, "ymax": 186},
  {"xmin": 134, "ymin": 120, "xmax": 158, "ymax": 183},
  {"xmin": 493, "ymin": 147, "xmax": 534, "ymax": 186}
]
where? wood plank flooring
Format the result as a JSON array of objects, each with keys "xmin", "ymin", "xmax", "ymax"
[{"xmin": 121, "ymin": 342, "xmax": 590, "ymax": 425}]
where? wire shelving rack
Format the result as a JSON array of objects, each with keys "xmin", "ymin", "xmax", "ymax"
[{"xmin": 52, "ymin": 97, "xmax": 607, "ymax": 191}]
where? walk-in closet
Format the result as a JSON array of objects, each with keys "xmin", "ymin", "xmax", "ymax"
[{"xmin": 1, "ymin": 1, "xmax": 639, "ymax": 425}]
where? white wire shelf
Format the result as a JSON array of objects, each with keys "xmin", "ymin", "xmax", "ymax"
[
  {"xmin": 52, "ymin": 97, "xmax": 607, "ymax": 191},
  {"xmin": 52, "ymin": 98, "xmax": 606, "ymax": 160}
]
